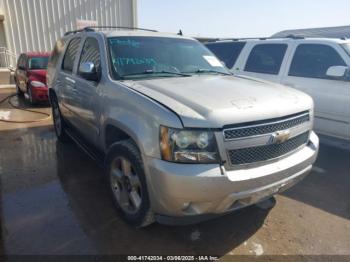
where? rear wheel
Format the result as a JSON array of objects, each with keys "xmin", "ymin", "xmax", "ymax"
[
  {"xmin": 51, "ymin": 96, "xmax": 70, "ymax": 142},
  {"xmin": 105, "ymin": 140, "xmax": 154, "ymax": 227}
]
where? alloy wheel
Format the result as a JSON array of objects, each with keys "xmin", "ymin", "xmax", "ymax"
[{"xmin": 110, "ymin": 157, "xmax": 142, "ymax": 215}]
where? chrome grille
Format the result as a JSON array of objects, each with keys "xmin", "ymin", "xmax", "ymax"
[
  {"xmin": 228, "ymin": 132, "xmax": 309, "ymax": 165},
  {"xmin": 224, "ymin": 111, "xmax": 310, "ymax": 140}
]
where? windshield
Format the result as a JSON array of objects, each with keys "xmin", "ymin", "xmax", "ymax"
[
  {"xmin": 28, "ymin": 57, "xmax": 49, "ymax": 70},
  {"xmin": 108, "ymin": 37, "xmax": 230, "ymax": 79},
  {"xmin": 342, "ymin": 43, "xmax": 350, "ymax": 56}
]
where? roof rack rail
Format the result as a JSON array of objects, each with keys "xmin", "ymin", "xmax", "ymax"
[
  {"xmin": 206, "ymin": 34, "xmax": 307, "ymax": 43},
  {"xmin": 64, "ymin": 28, "xmax": 94, "ymax": 36},
  {"xmin": 85, "ymin": 26, "xmax": 158, "ymax": 32},
  {"xmin": 284, "ymin": 34, "xmax": 305, "ymax": 39},
  {"xmin": 206, "ymin": 37, "xmax": 269, "ymax": 42},
  {"xmin": 64, "ymin": 26, "xmax": 158, "ymax": 36}
]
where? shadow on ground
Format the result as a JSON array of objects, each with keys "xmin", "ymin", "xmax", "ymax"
[
  {"xmin": 282, "ymin": 143, "xmax": 350, "ymax": 220},
  {"xmin": 0, "ymin": 125, "xmax": 269, "ymax": 255}
]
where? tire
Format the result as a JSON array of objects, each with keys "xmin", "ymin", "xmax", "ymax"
[
  {"xmin": 105, "ymin": 139, "xmax": 155, "ymax": 227},
  {"xmin": 51, "ymin": 96, "xmax": 70, "ymax": 143}
]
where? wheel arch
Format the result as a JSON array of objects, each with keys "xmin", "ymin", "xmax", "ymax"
[{"xmin": 102, "ymin": 119, "xmax": 145, "ymax": 156}]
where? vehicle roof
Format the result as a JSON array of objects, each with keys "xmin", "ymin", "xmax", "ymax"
[
  {"xmin": 64, "ymin": 29, "xmax": 196, "ymax": 41},
  {"xmin": 207, "ymin": 37, "xmax": 350, "ymax": 45},
  {"xmin": 23, "ymin": 52, "xmax": 51, "ymax": 57}
]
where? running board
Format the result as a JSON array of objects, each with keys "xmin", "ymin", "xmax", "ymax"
[{"xmin": 65, "ymin": 128, "xmax": 105, "ymax": 168}]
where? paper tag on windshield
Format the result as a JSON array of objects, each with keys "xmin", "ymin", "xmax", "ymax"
[{"xmin": 203, "ymin": 55, "xmax": 223, "ymax": 67}]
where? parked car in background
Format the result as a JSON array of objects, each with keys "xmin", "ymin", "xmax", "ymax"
[
  {"xmin": 206, "ymin": 37, "xmax": 350, "ymax": 142},
  {"xmin": 48, "ymin": 27, "xmax": 319, "ymax": 227},
  {"xmin": 14, "ymin": 52, "xmax": 51, "ymax": 104}
]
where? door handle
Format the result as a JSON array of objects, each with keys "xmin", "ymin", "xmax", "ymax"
[{"xmin": 65, "ymin": 77, "xmax": 76, "ymax": 84}]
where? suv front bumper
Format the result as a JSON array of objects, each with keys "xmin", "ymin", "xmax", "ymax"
[{"xmin": 144, "ymin": 131, "xmax": 319, "ymax": 219}]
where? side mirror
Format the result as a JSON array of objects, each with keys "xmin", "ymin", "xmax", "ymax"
[
  {"xmin": 326, "ymin": 66, "xmax": 350, "ymax": 80},
  {"xmin": 79, "ymin": 62, "xmax": 100, "ymax": 81}
]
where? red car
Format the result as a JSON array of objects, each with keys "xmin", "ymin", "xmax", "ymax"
[{"xmin": 14, "ymin": 52, "xmax": 50, "ymax": 104}]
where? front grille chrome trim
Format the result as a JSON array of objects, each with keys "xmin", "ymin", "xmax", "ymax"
[
  {"xmin": 223, "ymin": 111, "xmax": 310, "ymax": 141},
  {"xmin": 227, "ymin": 131, "xmax": 310, "ymax": 166}
]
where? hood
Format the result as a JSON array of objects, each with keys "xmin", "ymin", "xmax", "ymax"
[
  {"xmin": 28, "ymin": 69, "xmax": 47, "ymax": 84},
  {"xmin": 123, "ymin": 75, "xmax": 313, "ymax": 128}
]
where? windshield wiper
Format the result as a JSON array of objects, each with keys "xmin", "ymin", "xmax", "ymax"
[
  {"xmin": 190, "ymin": 69, "xmax": 232, "ymax": 76},
  {"xmin": 122, "ymin": 69, "xmax": 191, "ymax": 78}
]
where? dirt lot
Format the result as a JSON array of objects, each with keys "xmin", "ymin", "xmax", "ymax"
[{"xmin": 0, "ymin": 88, "xmax": 349, "ymax": 258}]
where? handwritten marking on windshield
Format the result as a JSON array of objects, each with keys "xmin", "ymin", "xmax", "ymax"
[{"xmin": 113, "ymin": 57, "xmax": 157, "ymax": 67}]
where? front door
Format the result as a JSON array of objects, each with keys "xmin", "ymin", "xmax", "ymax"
[
  {"xmin": 73, "ymin": 36, "xmax": 102, "ymax": 144},
  {"xmin": 282, "ymin": 43, "xmax": 350, "ymax": 140}
]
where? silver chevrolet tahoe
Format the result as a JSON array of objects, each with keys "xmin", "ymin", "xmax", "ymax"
[{"xmin": 48, "ymin": 27, "xmax": 319, "ymax": 227}]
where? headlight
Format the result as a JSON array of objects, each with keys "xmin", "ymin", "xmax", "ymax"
[
  {"xmin": 160, "ymin": 126, "xmax": 219, "ymax": 163},
  {"xmin": 30, "ymin": 81, "xmax": 46, "ymax": 88}
]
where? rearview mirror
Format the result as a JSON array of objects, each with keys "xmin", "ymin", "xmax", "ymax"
[
  {"xmin": 326, "ymin": 66, "xmax": 350, "ymax": 80},
  {"xmin": 79, "ymin": 62, "xmax": 100, "ymax": 81}
]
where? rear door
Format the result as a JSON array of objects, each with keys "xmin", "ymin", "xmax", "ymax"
[
  {"xmin": 73, "ymin": 36, "xmax": 102, "ymax": 144},
  {"xmin": 281, "ymin": 43, "xmax": 350, "ymax": 140},
  {"xmin": 236, "ymin": 42, "xmax": 290, "ymax": 83},
  {"xmin": 58, "ymin": 37, "xmax": 82, "ymax": 125}
]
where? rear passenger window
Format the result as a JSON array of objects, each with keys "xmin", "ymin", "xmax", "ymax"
[
  {"xmin": 244, "ymin": 44, "xmax": 287, "ymax": 75},
  {"xmin": 289, "ymin": 44, "xmax": 346, "ymax": 79},
  {"xmin": 62, "ymin": 37, "xmax": 81, "ymax": 73},
  {"xmin": 78, "ymin": 37, "xmax": 101, "ymax": 75},
  {"xmin": 206, "ymin": 42, "xmax": 246, "ymax": 69}
]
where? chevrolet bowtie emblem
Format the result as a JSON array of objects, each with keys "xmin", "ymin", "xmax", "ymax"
[{"xmin": 270, "ymin": 130, "xmax": 291, "ymax": 144}]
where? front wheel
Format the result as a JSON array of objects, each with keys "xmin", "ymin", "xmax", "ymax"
[{"xmin": 105, "ymin": 140, "xmax": 155, "ymax": 227}]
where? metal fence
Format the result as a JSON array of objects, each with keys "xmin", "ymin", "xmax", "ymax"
[{"xmin": 0, "ymin": 47, "xmax": 17, "ymax": 69}]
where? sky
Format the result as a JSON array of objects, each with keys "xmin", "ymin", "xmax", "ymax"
[{"xmin": 138, "ymin": 0, "xmax": 350, "ymax": 38}]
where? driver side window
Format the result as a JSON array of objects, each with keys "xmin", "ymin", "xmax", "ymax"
[
  {"xmin": 78, "ymin": 37, "xmax": 101, "ymax": 77},
  {"xmin": 289, "ymin": 44, "xmax": 346, "ymax": 79}
]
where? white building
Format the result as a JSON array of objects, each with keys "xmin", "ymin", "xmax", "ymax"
[{"xmin": 0, "ymin": 0, "xmax": 137, "ymax": 69}]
